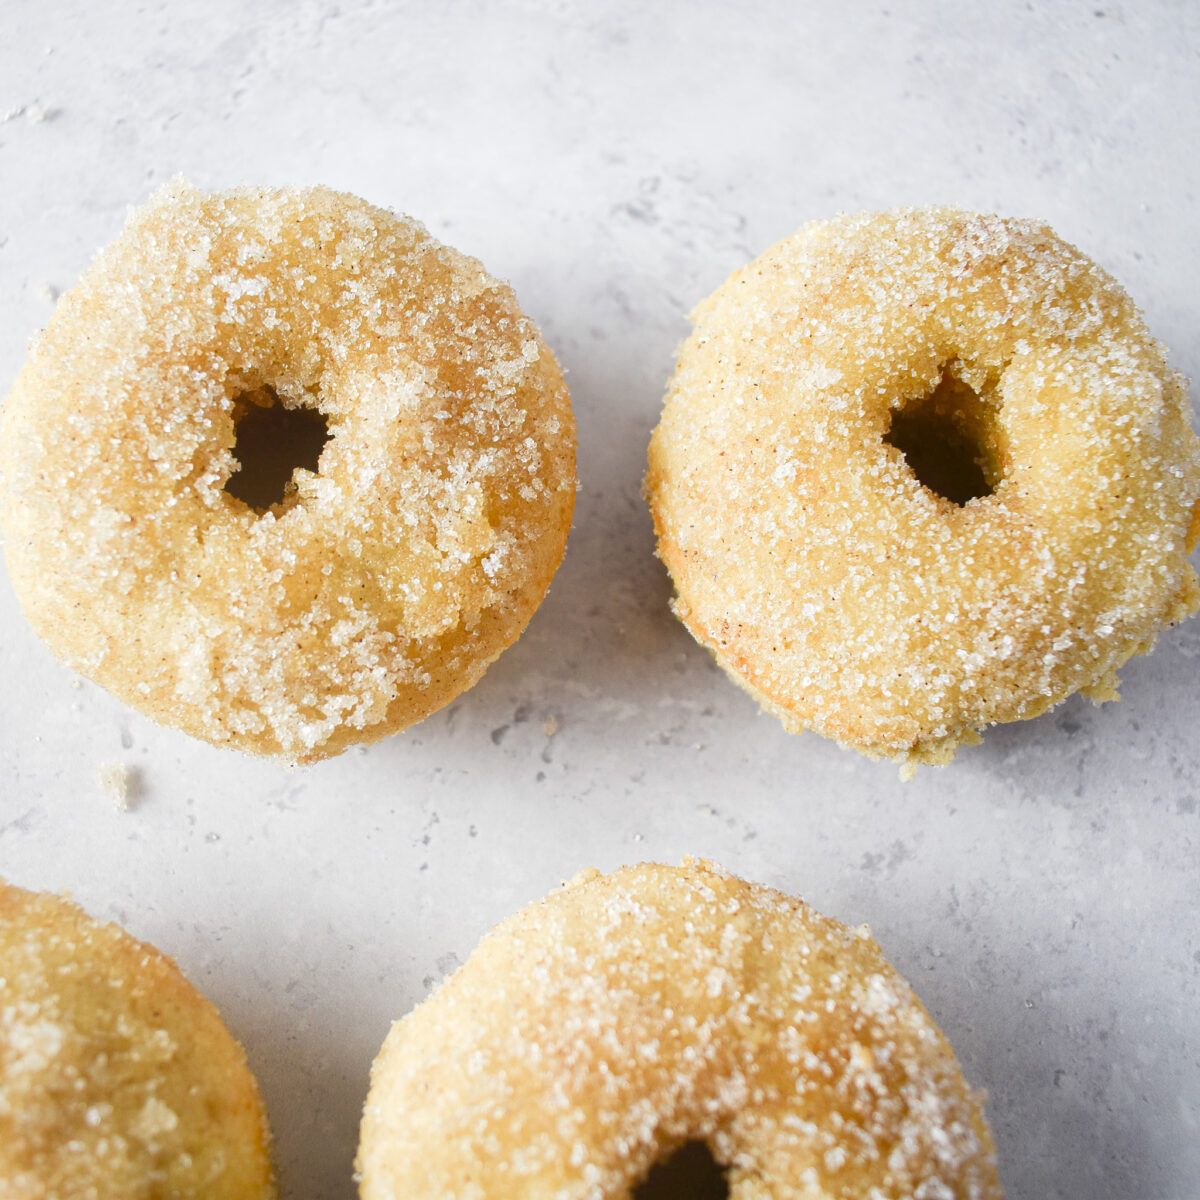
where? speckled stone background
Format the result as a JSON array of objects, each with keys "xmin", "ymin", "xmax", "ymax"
[{"xmin": 2, "ymin": 2, "xmax": 1198, "ymax": 1197}]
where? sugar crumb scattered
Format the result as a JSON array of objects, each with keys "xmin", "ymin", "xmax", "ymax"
[{"xmin": 96, "ymin": 762, "xmax": 132, "ymax": 811}]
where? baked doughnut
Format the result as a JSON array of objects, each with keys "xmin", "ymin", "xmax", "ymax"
[
  {"xmin": 646, "ymin": 208, "xmax": 1200, "ymax": 773},
  {"xmin": 0, "ymin": 879, "xmax": 274, "ymax": 1198},
  {"xmin": 0, "ymin": 181, "xmax": 575, "ymax": 762},
  {"xmin": 357, "ymin": 860, "xmax": 1002, "ymax": 1199}
]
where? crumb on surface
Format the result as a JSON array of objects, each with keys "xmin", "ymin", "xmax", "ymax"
[{"xmin": 96, "ymin": 762, "xmax": 128, "ymax": 809}]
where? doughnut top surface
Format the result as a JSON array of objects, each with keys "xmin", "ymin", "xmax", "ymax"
[
  {"xmin": 647, "ymin": 208, "xmax": 1200, "ymax": 770},
  {"xmin": 0, "ymin": 181, "xmax": 576, "ymax": 761},
  {"xmin": 357, "ymin": 860, "xmax": 1002, "ymax": 1199},
  {"xmin": 0, "ymin": 880, "xmax": 275, "ymax": 1199}
]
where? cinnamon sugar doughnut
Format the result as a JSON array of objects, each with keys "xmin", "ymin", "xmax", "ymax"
[
  {"xmin": 357, "ymin": 860, "xmax": 1002, "ymax": 1199},
  {"xmin": 647, "ymin": 208, "xmax": 1200, "ymax": 773},
  {"xmin": 0, "ymin": 181, "xmax": 575, "ymax": 761},
  {"xmin": 0, "ymin": 879, "xmax": 274, "ymax": 1199}
]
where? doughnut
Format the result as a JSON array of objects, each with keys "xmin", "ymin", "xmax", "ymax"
[
  {"xmin": 0, "ymin": 181, "xmax": 575, "ymax": 762},
  {"xmin": 357, "ymin": 860, "xmax": 1002, "ymax": 1199},
  {"xmin": 646, "ymin": 208, "xmax": 1200, "ymax": 773},
  {"xmin": 0, "ymin": 879, "xmax": 274, "ymax": 1198}
]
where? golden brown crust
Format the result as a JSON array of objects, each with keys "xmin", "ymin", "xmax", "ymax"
[
  {"xmin": 0, "ymin": 181, "xmax": 576, "ymax": 761},
  {"xmin": 0, "ymin": 880, "xmax": 275, "ymax": 1199},
  {"xmin": 646, "ymin": 209, "xmax": 1200, "ymax": 770},
  {"xmin": 357, "ymin": 860, "xmax": 1002, "ymax": 1199}
]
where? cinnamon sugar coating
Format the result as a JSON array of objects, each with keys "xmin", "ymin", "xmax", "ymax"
[
  {"xmin": 0, "ymin": 880, "xmax": 275, "ymax": 1199},
  {"xmin": 647, "ymin": 209, "xmax": 1200, "ymax": 772},
  {"xmin": 357, "ymin": 860, "xmax": 1002, "ymax": 1199},
  {"xmin": 0, "ymin": 182, "xmax": 576, "ymax": 761}
]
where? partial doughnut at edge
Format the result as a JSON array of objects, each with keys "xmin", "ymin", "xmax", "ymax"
[
  {"xmin": 0, "ymin": 879, "xmax": 275, "ymax": 1199},
  {"xmin": 357, "ymin": 860, "xmax": 1003, "ymax": 1199}
]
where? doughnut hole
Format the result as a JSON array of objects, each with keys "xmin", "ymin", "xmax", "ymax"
[
  {"xmin": 224, "ymin": 385, "xmax": 331, "ymax": 511},
  {"xmin": 633, "ymin": 1141, "xmax": 729, "ymax": 1199},
  {"xmin": 884, "ymin": 362, "xmax": 1005, "ymax": 505}
]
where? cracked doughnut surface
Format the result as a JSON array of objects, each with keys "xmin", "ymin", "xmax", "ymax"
[
  {"xmin": 357, "ymin": 860, "xmax": 1002, "ymax": 1199},
  {"xmin": 0, "ymin": 879, "xmax": 274, "ymax": 1200},
  {"xmin": 646, "ymin": 208, "xmax": 1200, "ymax": 772},
  {"xmin": 0, "ymin": 181, "xmax": 575, "ymax": 761}
]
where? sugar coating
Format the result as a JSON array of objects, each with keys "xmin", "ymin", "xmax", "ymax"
[
  {"xmin": 646, "ymin": 209, "xmax": 1200, "ymax": 771},
  {"xmin": 357, "ymin": 860, "xmax": 1002, "ymax": 1199},
  {"xmin": 0, "ymin": 181, "xmax": 576, "ymax": 761},
  {"xmin": 0, "ymin": 880, "xmax": 275, "ymax": 1199}
]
